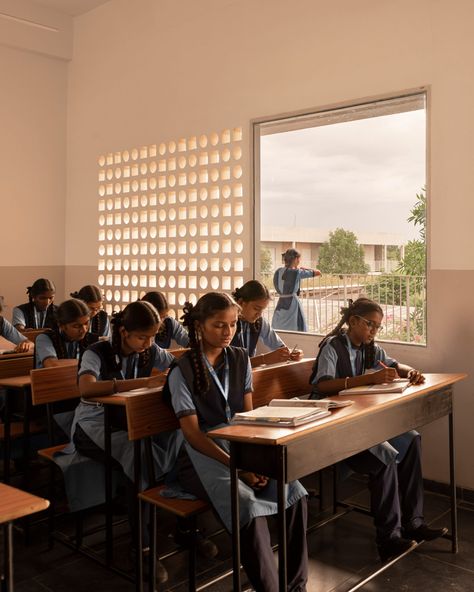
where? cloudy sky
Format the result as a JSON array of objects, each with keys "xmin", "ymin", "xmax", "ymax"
[{"xmin": 260, "ymin": 109, "xmax": 426, "ymax": 242}]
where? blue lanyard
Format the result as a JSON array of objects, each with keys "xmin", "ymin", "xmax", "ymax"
[
  {"xmin": 203, "ymin": 350, "xmax": 231, "ymax": 421},
  {"xmin": 116, "ymin": 354, "xmax": 139, "ymax": 380},
  {"xmin": 35, "ymin": 308, "xmax": 45, "ymax": 329}
]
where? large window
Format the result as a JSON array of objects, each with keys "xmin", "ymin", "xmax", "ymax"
[{"xmin": 254, "ymin": 92, "xmax": 427, "ymax": 344}]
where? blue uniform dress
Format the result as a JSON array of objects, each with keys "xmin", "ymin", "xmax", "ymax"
[
  {"xmin": 230, "ymin": 318, "xmax": 284, "ymax": 357},
  {"xmin": 0, "ymin": 317, "xmax": 28, "ymax": 347},
  {"xmin": 311, "ymin": 333, "xmax": 424, "ymax": 543},
  {"xmin": 167, "ymin": 347, "xmax": 308, "ymax": 591},
  {"xmin": 272, "ymin": 267, "xmax": 314, "ymax": 331},
  {"xmin": 167, "ymin": 347, "xmax": 307, "ymax": 532},
  {"xmin": 70, "ymin": 341, "xmax": 181, "ymax": 486}
]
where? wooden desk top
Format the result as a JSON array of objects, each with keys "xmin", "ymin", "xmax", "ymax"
[
  {"xmin": 209, "ymin": 373, "xmax": 467, "ymax": 446},
  {"xmin": 89, "ymin": 386, "xmax": 163, "ymax": 407},
  {"xmin": 0, "ymin": 375, "xmax": 31, "ymax": 388},
  {"xmin": 0, "ymin": 484, "xmax": 49, "ymax": 523}
]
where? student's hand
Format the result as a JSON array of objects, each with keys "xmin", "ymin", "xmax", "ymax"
[
  {"xmin": 407, "ymin": 369, "xmax": 425, "ymax": 384},
  {"xmin": 238, "ymin": 471, "xmax": 269, "ymax": 490},
  {"xmin": 289, "ymin": 348, "xmax": 304, "ymax": 361},
  {"xmin": 371, "ymin": 367, "xmax": 398, "ymax": 384},
  {"xmin": 265, "ymin": 347, "xmax": 291, "ymax": 364},
  {"xmin": 14, "ymin": 340, "xmax": 33, "ymax": 353}
]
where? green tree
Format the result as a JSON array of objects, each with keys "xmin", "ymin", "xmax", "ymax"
[
  {"xmin": 260, "ymin": 247, "xmax": 273, "ymax": 275},
  {"xmin": 397, "ymin": 187, "xmax": 426, "ymax": 277},
  {"xmin": 318, "ymin": 228, "xmax": 369, "ymax": 274}
]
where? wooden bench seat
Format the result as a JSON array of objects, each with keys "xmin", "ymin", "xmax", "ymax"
[{"xmin": 139, "ymin": 484, "xmax": 209, "ymax": 519}]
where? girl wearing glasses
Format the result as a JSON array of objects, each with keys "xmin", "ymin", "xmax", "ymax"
[{"xmin": 310, "ymin": 297, "xmax": 446, "ymax": 563}]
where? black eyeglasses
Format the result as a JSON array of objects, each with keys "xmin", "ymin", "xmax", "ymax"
[{"xmin": 354, "ymin": 315, "xmax": 383, "ymax": 332}]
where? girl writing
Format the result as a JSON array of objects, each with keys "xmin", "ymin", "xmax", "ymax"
[
  {"xmin": 231, "ymin": 280, "xmax": 303, "ymax": 367},
  {"xmin": 12, "ymin": 278, "xmax": 58, "ymax": 331},
  {"xmin": 141, "ymin": 291, "xmax": 189, "ymax": 349},
  {"xmin": 165, "ymin": 292, "xmax": 308, "ymax": 591},
  {"xmin": 310, "ymin": 297, "xmax": 446, "ymax": 562},
  {"xmin": 272, "ymin": 248, "xmax": 321, "ymax": 332},
  {"xmin": 35, "ymin": 298, "xmax": 98, "ymax": 368},
  {"xmin": 70, "ymin": 284, "xmax": 110, "ymax": 338}
]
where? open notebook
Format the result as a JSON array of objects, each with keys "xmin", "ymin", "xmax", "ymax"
[
  {"xmin": 338, "ymin": 378, "xmax": 410, "ymax": 395},
  {"xmin": 269, "ymin": 398, "xmax": 353, "ymax": 410},
  {"xmin": 231, "ymin": 405, "xmax": 331, "ymax": 427}
]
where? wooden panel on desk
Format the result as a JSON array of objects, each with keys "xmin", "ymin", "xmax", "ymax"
[
  {"xmin": 125, "ymin": 390, "xmax": 179, "ymax": 441},
  {"xmin": 251, "ymin": 358, "xmax": 314, "ymax": 408},
  {"xmin": 20, "ymin": 329, "xmax": 49, "ymax": 343},
  {"xmin": 30, "ymin": 362, "xmax": 79, "ymax": 406},
  {"xmin": 0, "ymin": 356, "xmax": 33, "ymax": 379},
  {"xmin": 168, "ymin": 348, "xmax": 190, "ymax": 359}
]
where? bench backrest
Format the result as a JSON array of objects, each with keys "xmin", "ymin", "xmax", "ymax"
[
  {"xmin": 0, "ymin": 356, "xmax": 33, "ymax": 379},
  {"xmin": 30, "ymin": 362, "xmax": 79, "ymax": 406}
]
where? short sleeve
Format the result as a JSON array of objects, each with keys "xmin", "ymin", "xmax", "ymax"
[
  {"xmin": 170, "ymin": 318, "xmax": 190, "ymax": 347},
  {"xmin": 374, "ymin": 345, "xmax": 398, "ymax": 368},
  {"xmin": 12, "ymin": 307, "xmax": 25, "ymax": 328},
  {"xmin": 259, "ymin": 319, "xmax": 285, "ymax": 351},
  {"xmin": 168, "ymin": 366, "xmax": 197, "ymax": 419},
  {"xmin": 78, "ymin": 349, "xmax": 102, "ymax": 379},
  {"xmin": 311, "ymin": 341, "xmax": 338, "ymax": 385},
  {"xmin": 151, "ymin": 343, "xmax": 175, "ymax": 371},
  {"xmin": 35, "ymin": 333, "xmax": 58, "ymax": 368},
  {"xmin": 298, "ymin": 268, "xmax": 315, "ymax": 280},
  {"xmin": 1, "ymin": 319, "xmax": 27, "ymax": 346},
  {"xmin": 102, "ymin": 316, "xmax": 111, "ymax": 339}
]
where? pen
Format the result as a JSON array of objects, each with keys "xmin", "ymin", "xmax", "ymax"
[{"xmin": 287, "ymin": 344, "xmax": 298, "ymax": 364}]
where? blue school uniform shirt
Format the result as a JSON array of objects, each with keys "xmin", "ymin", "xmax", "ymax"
[
  {"xmin": 231, "ymin": 318, "xmax": 284, "ymax": 357},
  {"xmin": 0, "ymin": 317, "xmax": 28, "ymax": 346},
  {"xmin": 35, "ymin": 333, "xmax": 60, "ymax": 368},
  {"xmin": 311, "ymin": 334, "xmax": 397, "ymax": 386}
]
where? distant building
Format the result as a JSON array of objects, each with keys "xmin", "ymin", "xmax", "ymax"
[{"xmin": 261, "ymin": 226, "xmax": 406, "ymax": 273}]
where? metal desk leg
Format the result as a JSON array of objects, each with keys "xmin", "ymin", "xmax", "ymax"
[
  {"xmin": 133, "ymin": 439, "xmax": 141, "ymax": 592},
  {"xmin": 277, "ymin": 446, "xmax": 287, "ymax": 592},
  {"xmin": 448, "ymin": 411, "xmax": 458, "ymax": 553},
  {"xmin": 104, "ymin": 405, "xmax": 113, "ymax": 566},
  {"xmin": 1, "ymin": 522, "xmax": 13, "ymax": 592},
  {"xmin": 21, "ymin": 387, "xmax": 31, "ymax": 489},
  {"xmin": 230, "ymin": 442, "xmax": 241, "ymax": 592},
  {"xmin": 2, "ymin": 391, "xmax": 11, "ymax": 484}
]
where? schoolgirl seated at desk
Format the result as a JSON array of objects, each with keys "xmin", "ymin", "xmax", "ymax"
[
  {"xmin": 231, "ymin": 280, "xmax": 303, "ymax": 367},
  {"xmin": 70, "ymin": 284, "xmax": 110, "ymax": 339},
  {"xmin": 141, "ymin": 291, "xmax": 189, "ymax": 349},
  {"xmin": 12, "ymin": 278, "xmax": 57, "ymax": 331},
  {"xmin": 0, "ymin": 298, "xmax": 33, "ymax": 353},
  {"xmin": 165, "ymin": 292, "xmax": 308, "ymax": 592},
  {"xmin": 310, "ymin": 297, "xmax": 447, "ymax": 562}
]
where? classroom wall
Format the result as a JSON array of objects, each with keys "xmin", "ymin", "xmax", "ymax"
[
  {"xmin": 0, "ymin": 36, "xmax": 68, "ymax": 314},
  {"xmin": 63, "ymin": 0, "xmax": 474, "ymax": 488}
]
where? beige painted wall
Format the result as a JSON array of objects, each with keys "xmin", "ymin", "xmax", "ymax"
[
  {"xmin": 0, "ymin": 38, "xmax": 68, "ymax": 312},
  {"xmin": 64, "ymin": 0, "xmax": 474, "ymax": 488}
]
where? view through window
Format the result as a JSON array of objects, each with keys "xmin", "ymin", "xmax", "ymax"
[{"xmin": 256, "ymin": 93, "xmax": 427, "ymax": 344}]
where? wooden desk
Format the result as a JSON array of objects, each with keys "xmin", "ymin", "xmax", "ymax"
[
  {"xmin": 209, "ymin": 373, "xmax": 467, "ymax": 592},
  {"xmin": 0, "ymin": 352, "xmax": 33, "ymax": 361},
  {"xmin": 0, "ymin": 484, "xmax": 49, "ymax": 592},
  {"xmin": 0, "ymin": 376, "xmax": 32, "ymax": 485}
]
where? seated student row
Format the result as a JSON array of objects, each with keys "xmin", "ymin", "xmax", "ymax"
[{"xmin": 27, "ymin": 284, "xmax": 446, "ymax": 590}]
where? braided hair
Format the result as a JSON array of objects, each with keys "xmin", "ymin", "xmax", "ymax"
[
  {"xmin": 110, "ymin": 301, "xmax": 161, "ymax": 370},
  {"xmin": 232, "ymin": 280, "xmax": 270, "ymax": 336},
  {"xmin": 318, "ymin": 297, "xmax": 383, "ymax": 370},
  {"xmin": 26, "ymin": 278, "xmax": 56, "ymax": 303},
  {"xmin": 181, "ymin": 292, "xmax": 240, "ymax": 398},
  {"xmin": 141, "ymin": 291, "xmax": 169, "ymax": 342},
  {"xmin": 49, "ymin": 298, "xmax": 91, "ymax": 359}
]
